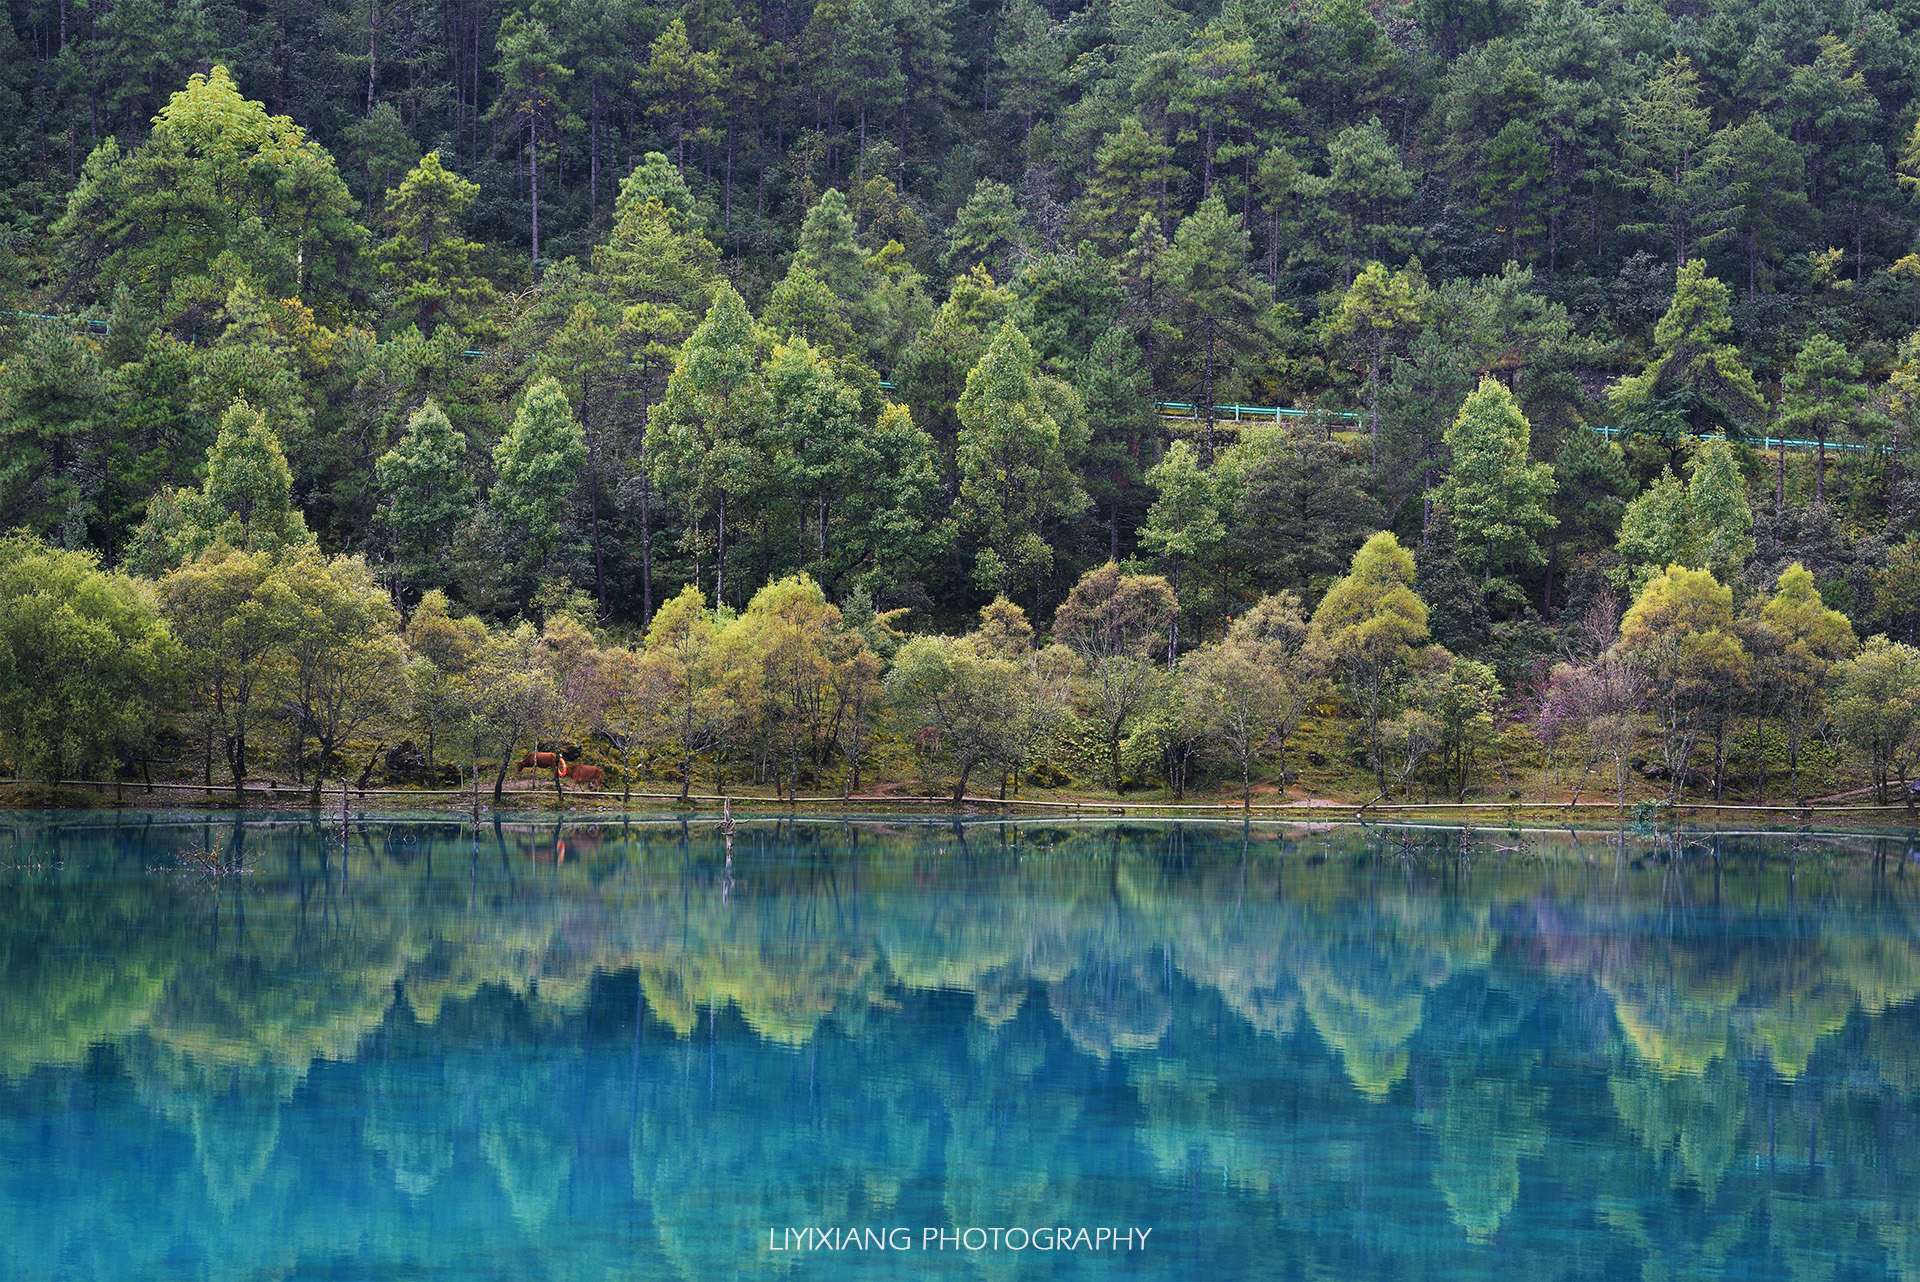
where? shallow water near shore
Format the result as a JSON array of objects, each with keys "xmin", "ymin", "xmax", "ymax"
[{"xmin": 3, "ymin": 812, "xmax": 1919, "ymax": 1280}]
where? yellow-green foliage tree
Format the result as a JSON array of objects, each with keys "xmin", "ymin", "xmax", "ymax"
[
  {"xmin": 158, "ymin": 546, "xmax": 302, "ymax": 798},
  {"xmin": 282, "ymin": 552, "xmax": 407, "ymax": 801},
  {"xmin": 1052, "ymin": 561, "xmax": 1178, "ymax": 792},
  {"xmin": 1616, "ymin": 564, "xmax": 1750, "ymax": 802},
  {"xmin": 0, "ymin": 536, "xmax": 176, "ymax": 782},
  {"xmin": 1831, "ymin": 636, "xmax": 1920, "ymax": 804},
  {"xmin": 729, "ymin": 574, "xmax": 884, "ymax": 799},
  {"xmin": 402, "ymin": 589, "xmax": 489, "ymax": 781},
  {"xmin": 1753, "ymin": 563, "xmax": 1856, "ymax": 801},
  {"xmin": 1181, "ymin": 592, "xmax": 1322, "ymax": 805},
  {"xmin": 1310, "ymin": 532, "xmax": 1429, "ymax": 790},
  {"xmin": 637, "ymin": 586, "xmax": 746, "ymax": 802},
  {"xmin": 54, "ymin": 65, "xmax": 367, "ymax": 323},
  {"xmin": 885, "ymin": 633, "xmax": 1026, "ymax": 803}
]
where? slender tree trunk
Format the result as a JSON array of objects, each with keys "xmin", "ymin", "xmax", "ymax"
[
  {"xmin": 1168, "ymin": 557, "xmax": 1182, "ymax": 667},
  {"xmin": 1787, "ymin": 708, "xmax": 1803, "ymax": 804},
  {"xmin": 1892, "ymin": 429, "xmax": 1905, "ymax": 533},
  {"xmin": 586, "ymin": 402, "xmax": 605, "ymax": 615},
  {"xmin": 529, "ymin": 116, "xmax": 540, "ymax": 266},
  {"xmin": 716, "ymin": 491, "xmax": 726, "ymax": 606},
  {"xmin": 1369, "ymin": 332, "xmax": 1381, "ymax": 474},
  {"xmin": 1422, "ymin": 462, "xmax": 1434, "ymax": 546},
  {"xmin": 470, "ymin": 2, "xmax": 480, "ymax": 167},
  {"xmin": 1202, "ymin": 317, "xmax": 1217, "ymax": 465},
  {"xmin": 641, "ymin": 465, "xmax": 654, "ymax": 623},
  {"xmin": 309, "ymin": 739, "xmax": 327, "ymax": 806},
  {"xmin": 366, "ymin": 0, "xmax": 380, "ymax": 116}
]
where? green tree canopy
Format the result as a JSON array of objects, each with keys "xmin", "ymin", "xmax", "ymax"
[
  {"xmin": 1781, "ymin": 333, "xmax": 1872, "ymax": 504},
  {"xmin": 373, "ymin": 151, "xmax": 494, "ymax": 336},
  {"xmin": 646, "ymin": 284, "xmax": 768, "ymax": 607},
  {"xmin": 376, "ymin": 399, "xmax": 474, "ymax": 596},
  {"xmin": 157, "ymin": 544, "xmax": 301, "ymax": 796},
  {"xmin": 1139, "ymin": 440, "xmax": 1226, "ymax": 643},
  {"xmin": 123, "ymin": 400, "xmax": 315, "ymax": 575},
  {"xmin": 1311, "ymin": 532, "xmax": 1430, "ymax": 790},
  {"xmin": 0, "ymin": 323, "xmax": 105, "ymax": 548},
  {"xmin": 1610, "ymin": 260, "xmax": 1765, "ymax": 447},
  {"xmin": 1437, "ymin": 376, "xmax": 1556, "ymax": 595},
  {"xmin": 53, "ymin": 66, "xmax": 367, "ymax": 324},
  {"xmin": 491, "ymin": 377, "xmax": 587, "ymax": 589},
  {"xmin": 0, "ymin": 536, "xmax": 176, "ymax": 781},
  {"xmin": 1754, "ymin": 562, "xmax": 1857, "ymax": 800},
  {"xmin": 1831, "ymin": 635, "xmax": 1920, "ymax": 804},
  {"xmin": 955, "ymin": 322, "xmax": 1088, "ymax": 597},
  {"xmin": 1163, "ymin": 195, "xmax": 1271, "ymax": 461},
  {"xmin": 1614, "ymin": 437, "xmax": 1752, "ymax": 591},
  {"xmin": 1616, "ymin": 563, "xmax": 1750, "ymax": 801}
]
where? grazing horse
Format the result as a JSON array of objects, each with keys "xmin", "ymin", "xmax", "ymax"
[
  {"xmin": 561, "ymin": 762, "xmax": 604, "ymax": 791},
  {"xmin": 516, "ymin": 751, "xmax": 561, "ymax": 773}
]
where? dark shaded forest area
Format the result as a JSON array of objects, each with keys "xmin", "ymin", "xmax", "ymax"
[{"xmin": 8, "ymin": 0, "xmax": 1920, "ymax": 803}]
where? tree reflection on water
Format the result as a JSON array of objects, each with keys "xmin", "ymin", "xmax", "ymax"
[{"xmin": 2, "ymin": 814, "xmax": 1919, "ymax": 1280}]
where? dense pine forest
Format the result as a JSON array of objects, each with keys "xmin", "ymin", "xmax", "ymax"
[{"xmin": 8, "ymin": 0, "xmax": 1920, "ymax": 803}]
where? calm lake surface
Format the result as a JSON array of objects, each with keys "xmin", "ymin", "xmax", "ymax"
[{"xmin": 3, "ymin": 813, "xmax": 1919, "ymax": 1280}]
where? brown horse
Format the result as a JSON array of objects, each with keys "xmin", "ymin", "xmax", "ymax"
[{"xmin": 560, "ymin": 762, "xmax": 604, "ymax": 790}]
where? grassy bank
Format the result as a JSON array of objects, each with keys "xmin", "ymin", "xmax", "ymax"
[{"xmin": 6, "ymin": 774, "xmax": 1916, "ymax": 835}]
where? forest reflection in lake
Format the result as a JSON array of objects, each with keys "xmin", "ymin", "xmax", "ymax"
[{"xmin": 2, "ymin": 813, "xmax": 1919, "ymax": 1280}]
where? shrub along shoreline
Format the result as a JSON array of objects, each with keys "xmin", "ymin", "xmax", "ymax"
[{"xmin": 3, "ymin": 516, "xmax": 1916, "ymax": 823}]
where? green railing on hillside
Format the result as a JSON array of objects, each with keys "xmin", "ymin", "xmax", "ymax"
[
  {"xmin": 1585, "ymin": 423, "xmax": 1876, "ymax": 454},
  {"xmin": 1, "ymin": 307, "xmax": 111, "ymax": 334},
  {"xmin": 1154, "ymin": 400, "xmax": 1367, "ymax": 424},
  {"xmin": 0, "ymin": 309, "xmax": 1898, "ymax": 456}
]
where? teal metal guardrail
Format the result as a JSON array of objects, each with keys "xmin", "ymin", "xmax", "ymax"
[
  {"xmin": 1153, "ymin": 400, "xmax": 1367, "ymax": 424},
  {"xmin": 1, "ymin": 307, "xmax": 110, "ymax": 334},
  {"xmin": 0, "ymin": 310, "xmax": 1896, "ymax": 455},
  {"xmin": 1586, "ymin": 424, "xmax": 1875, "ymax": 454}
]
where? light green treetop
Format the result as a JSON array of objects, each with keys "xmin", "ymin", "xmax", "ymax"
[
  {"xmin": 955, "ymin": 322, "xmax": 1089, "ymax": 596},
  {"xmin": 1614, "ymin": 436, "xmax": 1752, "ymax": 589},
  {"xmin": 377, "ymin": 400, "xmax": 474, "ymax": 594},
  {"xmin": 1437, "ymin": 376, "xmax": 1556, "ymax": 588},
  {"xmin": 1610, "ymin": 259, "xmax": 1765, "ymax": 437},
  {"xmin": 123, "ymin": 400, "xmax": 315, "ymax": 574},
  {"xmin": 374, "ymin": 151, "xmax": 494, "ymax": 336},
  {"xmin": 1310, "ymin": 531, "xmax": 1430, "ymax": 788},
  {"xmin": 492, "ymin": 378, "xmax": 587, "ymax": 580},
  {"xmin": 54, "ymin": 65, "xmax": 367, "ymax": 321}
]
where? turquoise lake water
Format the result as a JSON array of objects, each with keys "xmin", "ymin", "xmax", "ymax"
[{"xmin": 3, "ymin": 813, "xmax": 1919, "ymax": 1280}]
